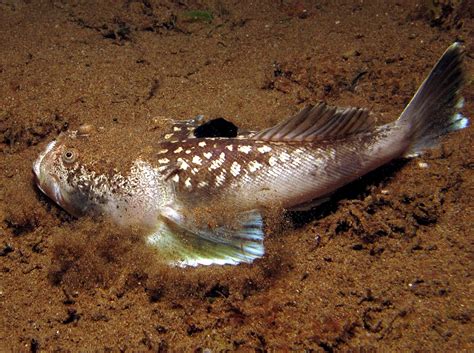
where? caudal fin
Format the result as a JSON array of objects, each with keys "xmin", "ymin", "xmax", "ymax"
[{"xmin": 398, "ymin": 42, "xmax": 469, "ymax": 157}]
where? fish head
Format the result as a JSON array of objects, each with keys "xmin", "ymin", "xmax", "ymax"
[{"xmin": 33, "ymin": 125, "xmax": 97, "ymax": 217}]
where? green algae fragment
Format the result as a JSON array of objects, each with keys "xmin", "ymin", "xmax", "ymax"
[{"xmin": 182, "ymin": 10, "xmax": 214, "ymax": 23}]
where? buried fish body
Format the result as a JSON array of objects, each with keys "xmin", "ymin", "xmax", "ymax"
[{"xmin": 33, "ymin": 43, "xmax": 469, "ymax": 266}]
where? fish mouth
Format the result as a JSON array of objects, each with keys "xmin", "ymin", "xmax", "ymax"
[
  {"xmin": 38, "ymin": 174, "xmax": 65, "ymax": 205},
  {"xmin": 33, "ymin": 140, "xmax": 65, "ymax": 204},
  {"xmin": 33, "ymin": 140, "xmax": 57, "ymax": 179},
  {"xmin": 32, "ymin": 139, "xmax": 85, "ymax": 217}
]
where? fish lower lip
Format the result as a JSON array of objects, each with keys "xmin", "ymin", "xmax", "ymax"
[
  {"xmin": 33, "ymin": 169, "xmax": 40, "ymax": 186},
  {"xmin": 33, "ymin": 160, "xmax": 40, "ymax": 179},
  {"xmin": 32, "ymin": 165, "xmax": 48, "ymax": 196},
  {"xmin": 35, "ymin": 174, "xmax": 63, "ymax": 205},
  {"xmin": 49, "ymin": 175, "xmax": 63, "ymax": 203}
]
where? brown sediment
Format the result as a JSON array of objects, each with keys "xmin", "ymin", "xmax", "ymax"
[{"xmin": 1, "ymin": 1, "xmax": 473, "ymax": 351}]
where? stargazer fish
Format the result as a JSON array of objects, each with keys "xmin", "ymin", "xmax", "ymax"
[{"xmin": 33, "ymin": 43, "xmax": 469, "ymax": 266}]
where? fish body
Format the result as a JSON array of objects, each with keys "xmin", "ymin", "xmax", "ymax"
[
  {"xmin": 156, "ymin": 123, "xmax": 402, "ymax": 211},
  {"xmin": 33, "ymin": 43, "xmax": 469, "ymax": 266}
]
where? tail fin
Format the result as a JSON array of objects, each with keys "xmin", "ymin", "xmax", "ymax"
[{"xmin": 397, "ymin": 42, "xmax": 469, "ymax": 157}]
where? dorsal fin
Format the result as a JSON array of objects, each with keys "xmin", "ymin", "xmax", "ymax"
[{"xmin": 252, "ymin": 103, "xmax": 375, "ymax": 142}]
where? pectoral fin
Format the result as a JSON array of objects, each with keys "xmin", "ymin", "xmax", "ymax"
[{"xmin": 147, "ymin": 207, "xmax": 264, "ymax": 266}]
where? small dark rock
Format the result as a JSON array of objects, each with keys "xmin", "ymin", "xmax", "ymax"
[
  {"xmin": 413, "ymin": 203, "xmax": 438, "ymax": 225},
  {"xmin": 451, "ymin": 312, "xmax": 471, "ymax": 324},
  {"xmin": 273, "ymin": 63, "xmax": 284, "ymax": 77},
  {"xmin": 369, "ymin": 247, "xmax": 384, "ymax": 256},
  {"xmin": 323, "ymin": 84, "xmax": 333, "ymax": 95},
  {"xmin": 0, "ymin": 243, "xmax": 13, "ymax": 256},
  {"xmin": 334, "ymin": 220, "xmax": 350, "ymax": 234},
  {"xmin": 438, "ymin": 288, "xmax": 448, "ymax": 296},
  {"xmin": 62, "ymin": 308, "xmax": 80, "ymax": 324},
  {"xmin": 194, "ymin": 118, "xmax": 238, "ymax": 138},
  {"xmin": 30, "ymin": 338, "xmax": 40, "ymax": 353},
  {"xmin": 5, "ymin": 218, "xmax": 36, "ymax": 237},
  {"xmin": 187, "ymin": 323, "xmax": 203, "ymax": 336},
  {"xmin": 156, "ymin": 325, "xmax": 167, "ymax": 334},
  {"xmin": 205, "ymin": 283, "xmax": 230, "ymax": 298},
  {"xmin": 157, "ymin": 339, "xmax": 168, "ymax": 353},
  {"xmin": 147, "ymin": 286, "xmax": 164, "ymax": 303}
]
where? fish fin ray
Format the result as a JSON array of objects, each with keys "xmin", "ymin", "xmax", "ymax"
[
  {"xmin": 161, "ymin": 115, "xmax": 205, "ymax": 140},
  {"xmin": 147, "ymin": 207, "xmax": 264, "ymax": 266},
  {"xmin": 397, "ymin": 42, "xmax": 469, "ymax": 157},
  {"xmin": 252, "ymin": 103, "xmax": 375, "ymax": 142}
]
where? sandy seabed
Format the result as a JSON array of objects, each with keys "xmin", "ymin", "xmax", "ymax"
[{"xmin": 1, "ymin": 1, "xmax": 473, "ymax": 351}]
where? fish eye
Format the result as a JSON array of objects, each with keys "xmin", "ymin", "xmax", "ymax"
[{"xmin": 62, "ymin": 149, "xmax": 77, "ymax": 164}]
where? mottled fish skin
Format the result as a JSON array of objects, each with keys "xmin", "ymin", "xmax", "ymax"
[
  {"xmin": 33, "ymin": 133, "xmax": 175, "ymax": 230},
  {"xmin": 33, "ymin": 43, "xmax": 468, "ymax": 266},
  {"xmin": 154, "ymin": 125, "xmax": 403, "ymax": 210}
]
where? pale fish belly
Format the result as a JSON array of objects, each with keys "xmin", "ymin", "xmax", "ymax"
[{"xmin": 99, "ymin": 160, "xmax": 174, "ymax": 230}]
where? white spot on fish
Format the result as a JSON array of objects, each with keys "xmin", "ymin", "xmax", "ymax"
[
  {"xmin": 185, "ymin": 149, "xmax": 191, "ymax": 154},
  {"xmin": 198, "ymin": 181, "xmax": 208, "ymax": 188},
  {"xmin": 279, "ymin": 152, "xmax": 290, "ymax": 162},
  {"xmin": 177, "ymin": 158, "xmax": 190, "ymax": 171},
  {"xmin": 268, "ymin": 156, "xmax": 278, "ymax": 167},
  {"xmin": 248, "ymin": 160, "xmax": 263, "ymax": 172},
  {"xmin": 174, "ymin": 147, "xmax": 183, "ymax": 153},
  {"xmin": 238, "ymin": 145, "xmax": 252, "ymax": 154},
  {"xmin": 192, "ymin": 155, "xmax": 202, "ymax": 165},
  {"xmin": 158, "ymin": 158, "xmax": 170, "ymax": 164},
  {"xmin": 171, "ymin": 174, "xmax": 180, "ymax": 183},
  {"xmin": 203, "ymin": 152, "xmax": 212, "ymax": 159},
  {"xmin": 164, "ymin": 133, "xmax": 173, "ymax": 140},
  {"xmin": 158, "ymin": 149, "xmax": 168, "ymax": 154},
  {"xmin": 184, "ymin": 177, "xmax": 192, "ymax": 188},
  {"xmin": 208, "ymin": 152, "xmax": 226, "ymax": 171},
  {"xmin": 257, "ymin": 146, "xmax": 272, "ymax": 154},
  {"xmin": 215, "ymin": 170, "xmax": 226, "ymax": 186},
  {"xmin": 230, "ymin": 161, "xmax": 241, "ymax": 176},
  {"xmin": 191, "ymin": 168, "xmax": 199, "ymax": 175},
  {"xmin": 198, "ymin": 141, "xmax": 206, "ymax": 147},
  {"xmin": 418, "ymin": 162, "xmax": 429, "ymax": 168},
  {"xmin": 173, "ymin": 126, "xmax": 182, "ymax": 131},
  {"xmin": 226, "ymin": 145, "xmax": 234, "ymax": 151}
]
